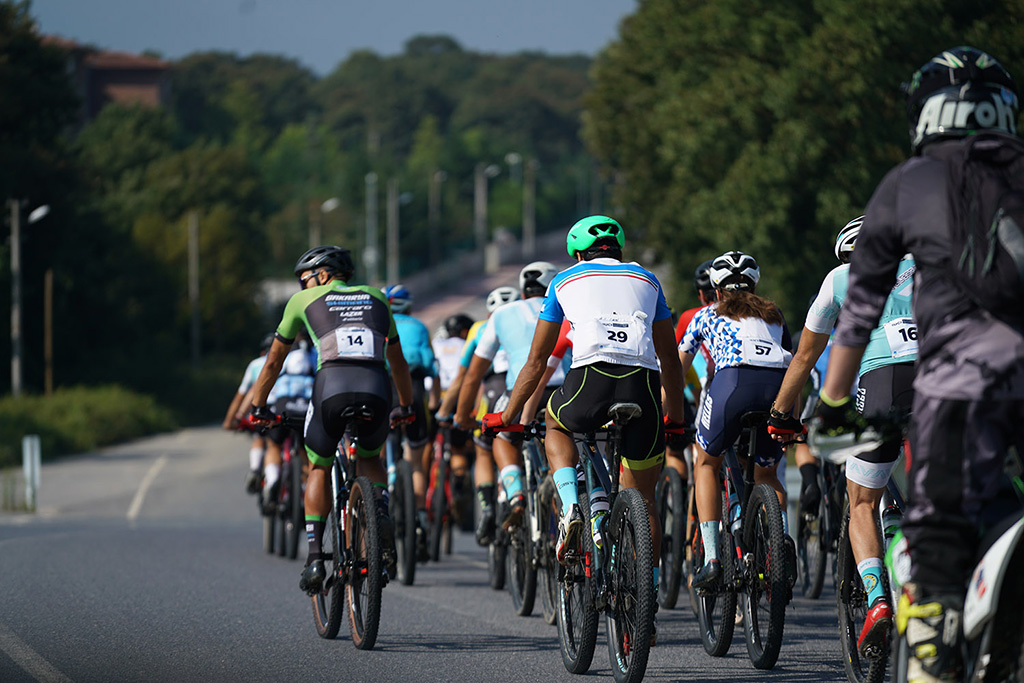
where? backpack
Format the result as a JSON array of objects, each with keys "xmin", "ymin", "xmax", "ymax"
[{"xmin": 927, "ymin": 133, "xmax": 1024, "ymax": 328}]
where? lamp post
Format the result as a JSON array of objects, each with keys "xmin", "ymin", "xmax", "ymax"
[
  {"xmin": 364, "ymin": 173, "xmax": 379, "ymax": 286},
  {"xmin": 473, "ymin": 163, "xmax": 500, "ymax": 250},
  {"xmin": 523, "ymin": 159, "xmax": 539, "ymax": 260},
  {"xmin": 309, "ymin": 196, "xmax": 341, "ymax": 248},
  {"xmin": 7, "ymin": 201, "xmax": 49, "ymax": 397}
]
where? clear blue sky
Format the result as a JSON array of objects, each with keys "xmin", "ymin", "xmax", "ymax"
[{"xmin": 31, "ymin": 0, "xmax": 637, "ymax": 74}]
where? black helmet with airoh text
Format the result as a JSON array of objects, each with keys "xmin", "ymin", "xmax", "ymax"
[
  {"xmin": 293, "ymin": 245, "xmax": 355, "ymax": 281},
  {"xmin": 906, "ymin": 46, "xmax": 1019, "ymax": 153},
  {"xmin": 709, "ymin": 251, "xmax": 760, "ymax": 292}
]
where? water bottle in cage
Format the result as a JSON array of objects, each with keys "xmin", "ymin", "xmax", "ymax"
[{"xmin": 728, "ymin": 489, "xmax": 741, "ymax": 533}]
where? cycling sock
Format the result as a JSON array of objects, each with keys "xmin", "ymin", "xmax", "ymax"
[
  {"xmin": 500, "ymin": 465, "xmax": 523, "ymax": 499},
  {"xmin": 781, "ymin": 509, "xmax": 789, "ymax": 535},
  {"xmin": 374, "ymin": 483, "xmax": 389, "ymax": 519},
  {"xmin": 476, "ymin": 484, "xmax": 495, "ymax": 512},
  {"xmin": 263, "ymin": 463, "xmax": 281, "ymax": 489},
  {"xmin": 249, "ymin": 447, "xmax": 265, "ymax": 472},
  {"xmin": 653, "ymin": 566, "xmax": 659, "ymax": 592},
  {"xmin": 857, "ymin": 557, "xmax": 886, "ymax": 605},
  {"xmin": 700, "ymin": 521, "xmax": 719, "ymax": 563},
  {"xmin": 553, "ymin": 467, "xmax": 578, "ymax": 516},
  {"xmin": 305, "ymin": 515, "xmax": 327, "ymax": 560},
  {"xmin": 799, "ymin": 463, "xmax": 819, "ymax": 489}
]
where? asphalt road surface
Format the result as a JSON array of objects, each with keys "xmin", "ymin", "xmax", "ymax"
[{"xmin": 1, "ymin": 427, "xmax": 851, "ymax": 682}]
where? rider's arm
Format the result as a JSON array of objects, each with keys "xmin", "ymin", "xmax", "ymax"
[
  {"xmin": 821, "ymin": 344, "xmax": 865, "ymax": 404},
  {"xmin": 499, "ymin": 319, "xmax": 561, "ymax": 425},
  {"xmin": 223, "ymin": 390, "xmax": 245, "ymax": 429},
  {"xmin": 772, "ymin": 327, "xmax": 830, "ymax": 414},
  {"xmin": 386, "ymin": 340, "xmax": 415, "ymax": 407},
  {"xmin": 251, "ymin": 339, "xmax": 291, "ymax": 408},
  {"xmin": 521, "ymin": 362, "xmax": 558, "ymax": 425},
  {"xmin": 653, "ymin": 317, "xmax": 685, "ymax": 424}
]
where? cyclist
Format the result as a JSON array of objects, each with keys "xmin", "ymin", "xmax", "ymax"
[
  {"xmin": 486, "ymin": 215, "xmax": 685, "ymax": 585},
  {"xmin": 223, "ymin": 333, "xmax": 273, "ymax": 494},
  {"xmin": 814, "ymin": 47, "xmax": 1024, "ymax": 683},
  {"xmin": 250, "ymin": 246, "xmax": 416, "ymax": 593},
  {"xmin": 383, "ymin": 283, "xmax": 437, "ymax": 556},
  {"xmin": 438, "ymin": 286, "xmax": 519, "ymax": 544},
  {"xmin": 431, "ymin": 313, "xmax": 476, "ymax": 511},
  {"xmin": 678, "ymin": 251, "xmax": 796, "ymax": 591},
  {"xmin": 454, "ymin": 262, "xmax": 563, "ymax": 532},
  {"xmin": 769, "ymin": 215, "xmax": 916, "ymax": 657}
]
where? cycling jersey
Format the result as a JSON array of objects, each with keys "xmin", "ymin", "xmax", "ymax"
[
  {"xmin": 676, "ymin": 305, "xmax": 715, "ymax": 388},
  {"xmin": 267, "ymin": 347, "xmax": 315, "ymax": 404},
  {"xmin": 276, "ymin": 283, "xmax": 397, "ymax": 367},
  {"xmin": 540, "ymin": 258, "xmax": 671, "ymax": 370},
  {"xmin": 392, "ymin": 313, "xmax": 436, "ymax": 377},
  {"xmin": 237, "ymin": 356, "xmax": 266, "ymax": 395},
  {"xmin": 475, "ymin": 297, "xmax": 564, "ymax": 389},
  {"xmin": 679, "ymin": 304, "xmax": 793, "ymax": 371},
  {"xmin": 805, "ymin": 257, "xmax": 918, "ymax": 375},
  {"xmin": 462, "ymin": 319, "xmax": 510, "ymax": 374},
  {"xmin": 432, "ymin": 336, "xmax": 466, "ymax": 391}
]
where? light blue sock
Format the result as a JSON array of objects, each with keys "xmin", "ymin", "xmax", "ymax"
[
  {"xmin": 553, "ymin": 466, "xmax": 578, "ymax": 516},
  {"xmin": 781, "ymin": 509, "xmax": 789, "ymax": 535},
  {"xmin": 700, "ymin": 521, "xmax": 719, "ymax": 563},
  {"xmin": 653, "ymin": 566, "xmax": 660, "ymax": 591},
  {"xmin": 500, "ymin": 465, "xmax": 523, "ymax": 499},
  {"xmin": 858, "ymin": 557, "xmax": 886, "ymax": 605}
]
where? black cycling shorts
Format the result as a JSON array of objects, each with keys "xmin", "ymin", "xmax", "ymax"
[
  {"xmin": 546, "ymin": 362, "xmax": 664, "ymax": 471},
  {"xmin": 306, "ymin": 363, "xmax": 391, "ymax": 467},
  {"xmin": 696, "ymin": 365, "xmax": 785, "ymax": 467},
  {"xmin": 854, "ymin": 362, "xmax": 915, "ymax": 464},
  {"xmin": 390, "ymin": 368, "xmax": 431, "ymax": 449}
]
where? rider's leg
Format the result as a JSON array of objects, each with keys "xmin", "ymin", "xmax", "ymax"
[
  {"xmin": 693, "ymin": 443, "xmax": 723, "ymax": 568},
  {"xmin": 794, "ymin": 442, "xmax": 820, "ymax": 511},
  {"xmin": 753, "ymin": 460, "xmax": 788, "ymax": 532},
  {"xmin": 665, "ymin": 446, "xmax": 688, "ymax": 481},
  {"xmin": 620, "ymin": 464, "xmax": 662, "ymax": 566}
]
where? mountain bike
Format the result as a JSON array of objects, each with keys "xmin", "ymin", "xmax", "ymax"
[
  {"xmin": 426, "ymin": 424, "xmax": 456, "ymax": 561},
  {"xmin": 244, "ymin": 413, "xmax": 305, "ymax": 560},
  {"xmin": 385, "ymin": 429, "xmax": 416, "ymax": 585},
  {"xmin": 691, "ymin": 411, "xmax": 790, "ymax": 670},
  {"xmin": 796, "ymin": 457, "xmax": 844, "ymax": 599},
  {"xmin": 494, "ymin": 402, "xmax": 657, "ymax": 683},
  {"xmin": 657, "ymin": 426, "xmax": 695, "ymax": 610}
]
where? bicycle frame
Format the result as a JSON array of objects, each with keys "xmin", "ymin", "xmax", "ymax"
[{"xmin": 574, "ymin": 428, "xmax": 620, "ymax": 610}]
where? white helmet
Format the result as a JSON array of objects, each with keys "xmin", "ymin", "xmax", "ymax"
[
  {"xmin": 282, "ymin": 348, "xmax": 313, "ymax": 376},
  {"xmin": 834, "ymin": 215, "xmax": 863, "ymax": 264},
  {"xmin": 486, "ymin": 286, "xmax": 519, "ymax": 313},
  {"xmin": 519, "ymin": 261, "xmax": 558, "ymax": 295},
  {"xmin": 709, "ymin": 251, "xmax": 760, "ymax": 291}
]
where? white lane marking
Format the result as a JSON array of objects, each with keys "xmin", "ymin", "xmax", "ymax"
[
  {"xmin": 0, "ymin": 622, "xmax": 72, "ymax": 682},
  {"xmin": 126, "ymin": 454, "xmax": 168, "ymax": 521}
]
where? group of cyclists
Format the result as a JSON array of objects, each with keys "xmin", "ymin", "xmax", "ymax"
[{"xmin": 223, "ymin": 45, "xmax": 1024, "ymax": 683}]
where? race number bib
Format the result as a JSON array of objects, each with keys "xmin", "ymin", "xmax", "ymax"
[
  {"xmin": 334, "ymin": 326, "xmax": 374, "ymax": 358},
  {"xmin": 741, "ymin": 339, "xmax": 785, "ymax": 366},
  {"xmin": 574, "ymin": 312, "xmax": 649, "ymax": 362},
  {"xmin": 883, "ymin": 317, "xmax": 918, "ymax": 359}
]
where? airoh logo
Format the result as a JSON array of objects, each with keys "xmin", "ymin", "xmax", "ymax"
[{"xmin": 914, "ymin": 90, "xmax": 1018, "ymax": 146}]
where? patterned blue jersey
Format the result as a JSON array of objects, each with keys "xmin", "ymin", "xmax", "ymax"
[{"xmin": 680, "ymin": 304, "xmax": 792, "ymax": 371}]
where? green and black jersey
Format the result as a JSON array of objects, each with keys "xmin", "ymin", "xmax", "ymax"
[{"xmin": 275, "ymin": 282, "xmax": 398, "ymax": 369}]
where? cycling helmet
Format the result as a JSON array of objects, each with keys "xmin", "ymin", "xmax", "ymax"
[
  {"xmin": 566, "ymin": 215, "xmax": 625, "ymax": 258},
  {"xmin": 694, "ymin": 259, "xmax": 715, "ymax": 293},
  {"xmin": 444, "ymin": 313, "xmax": 474, "ymax": 338},
  {"xmin": 293, "ymin": 245, "xmax": 354, "ymax": 281},
  {"xmin": 709, "ymin": 251, "xmax": 760, "ymax": 291},
  {"xmin": 384, "ymin": 284, "xmax": 412, "ymax": 313},
  {"xmin": 834, "ymin": 215, "xmax": 863, "ymax": 264},
  {"xmin": 282, "ymin": 348, "xmax": 313, "ymax": 376},
  {"xmin": 906, "ymin": 46, "xmax": 1019, "ymax": 153},
  {"xmin": 486, "ymin": 285, "xmax": 519, "ymax": 313},
  {"xmin": 259, "ymin": 333, "xmax": 275, "ymax": 354},
  {"xmin": 519, "ymin": 261, "xmax": 558, "ymax": 295}
]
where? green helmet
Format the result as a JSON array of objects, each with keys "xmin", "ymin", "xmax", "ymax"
[{"xmin": 566, "ymin": 215, "xmax": 625, "ymax": 257}]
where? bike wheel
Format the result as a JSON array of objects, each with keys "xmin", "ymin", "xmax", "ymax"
[
  {"xmin": 657, "ymin": 467, "xmax": 686, "ymax": 609},
  {"xmin": 741, "ymin": 483, "xmax": 788, "ymax": 670},
  {"xmin": 797, "ymin": 486, "xmax": 827, "ymax": 599},
  {"xmin": 538, "ymin": 476, "xmax": 559, "ymax": 625},
  {"xmin": 836, "ymin": 509, "xmax": 887, "ymax": 683},
  {"xmin": 488, "ymin": 528, "xmax": 507, "ymax": 590},
  {"xmin": 262, "ymin": 508, "xmax": 277, "ymax": 554},
  {"xmin": 391, "ymin": 459, "xmax": 417, "ymax": 586},
  {"xmin": 605, "ymin": 488, "xmax": 656, "ymax": 683},
  {"xmin": 684, "ymin": 479, "xmax": 702, "ymax": 618},
  {"xmin": 346, "ymin": 476, "xmax": 383, "ymax": 650},
  {"xmin": 428, "ymin": 459, "xmax": 448, "ymax": 562},
  {"xmin": 557, "ymin": 487, "xmax": 598, "ymax": 674},
  {"xmin": 506, "ymin": 504, "xmax": 538, "ymax": 616},
  {"xmin": 285, "ymin": 455, "xmax": 304, "ymax": 560},
  {"xmin": 311, "ymin": 502, "xmax": 345, "ymax": 639},
  {"xmin": 692, "ymin": 496, "xmax": 736, "ymax": 657}
]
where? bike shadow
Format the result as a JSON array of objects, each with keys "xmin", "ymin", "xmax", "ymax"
[{"xmin": 374, "ymin": 633, "xmax": 561, "ymax": 653}]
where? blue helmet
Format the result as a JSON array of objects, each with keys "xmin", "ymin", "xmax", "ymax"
[{"xmin": 384, "ymin": 284, "xmax": 412, "ymax": 313}]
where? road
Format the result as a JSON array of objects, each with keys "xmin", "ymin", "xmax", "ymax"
[{"xmin": 0, "ymin": 427, "xmax": 849, "ymax": 682}]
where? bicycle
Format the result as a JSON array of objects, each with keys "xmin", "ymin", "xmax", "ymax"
[
  {"xmin": 426, "ymin": 424, "xmax": 456, "ymax": 562},
  {"xmin": 301, "ymin": 404, "xmax": 388, "ymax": 650},
  {"xmin": 493, "ymin": 402, "xmax": 657, "ymax": 683},
  {"xmin": 657, "ymin": 426, "xmax": 695, "ymax": 610},
  {"xmin": 242, "ymin": 413, "xmax": 305, "ymax": 560},
  {"xmin": 385, "ymin": 428, "xmax": 417, "ymax": 585},
  {"xmin": 690, "ymin": 410, "xmax": 790, "ymax": 670},
  {"xmin": 796, "ymin": 457, "xmax": 844, "ymax": 599}
]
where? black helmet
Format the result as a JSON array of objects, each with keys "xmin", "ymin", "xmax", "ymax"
[
  {"xmin": 293, "ymin": 245, "xmax": 354, "ymax": 281},
  {"xmin": 694, "ymin": 259, "xmax": 715, "ymax": 292},
  {"xmin": 906, "ymin": 46, "xmax": 1019, "ymax": 153},
  {"xmin": 259, "ymin": 333, "xmax": 275, "ymax": 354},
  {"xmin": 444, "ymin": 313, "xmax": 474, "ymax": 338}
]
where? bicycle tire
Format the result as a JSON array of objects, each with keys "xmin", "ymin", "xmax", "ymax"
[
  {"xmin": 684, "ymin": 479, "xmax": 702, "ymax": 618},
  {"xmin": 285, "ymin": 453, "xmax": 304, "ymax": 560},
  {"xmin": 391, "ymin": 459, "xmax": 417, "ymax": 586},
  {"xmin": 347, "ymin": 476, "xmax": 383, "ymax": 650},
  {"xmin": 557, "ymin": 486, "xmax": 598, "ymax": 674},
  {"xmin": 837, "ymin": 509, "xmax": 887, "ymax": 683},
  {"xmin": 506, "ymin": 505, "xmax": 538, "ymax": 616},
  {"xmin": 692, "ymin": 493, "xmax": 736, "ymax": 657},
  {"xmin": 797, "ymin": 487, "xmax": 827, "ymax": 599},
  {"xmin": 741, "ymin": 483, "xmax": 788, "ymax": 670},
  {"xmin": 262, "ymin": 508, "xmax": 277, "ymax": 554},
  {"xmin": 312, "ymin": 496, "xmax": 345, "ymax": 639},
  {"xmin": 606, "ymin": 487, "xmax": 656, "ymax": 683},
  {"xmin": 488, "ymin": 529, "xmax": 507, "ymax": 590},
  {"xmin": 428, "ymin": 458, "xmax": 448, "ymax": 562},
  {"xmin": 656, "ymin": 467, "xmax": 686, "ymax": 609},
  {"xmin": 538, "ymin": 475, "xmax": 559, "ymax": 626}
]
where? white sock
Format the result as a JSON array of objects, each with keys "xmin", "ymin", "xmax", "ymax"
[
  {"xmin": 249, "ymin": 447, "xmax": 265, "ymax": 472},
  {"xmin": 264, "ymin": 463, "xmax": 281, "ymax": 488}
]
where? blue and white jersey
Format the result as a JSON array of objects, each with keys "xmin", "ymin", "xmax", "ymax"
[
  {"xmin": 680, "ymin": 305, "xmax": 792, "ymax": 371},
  {"xmin": 539, "ymin": 258, "xmax": 671, "ymax": 371},
  {"xmin": 804, "ymin": 256, "xmax": 917, "ymax": 376},
  {"xmin": 393, "ymin": 313, "xmax": 436, "ymax": 376},
  {"xmin": 475, "ymin": 297, "xmax": 564, "ymax": 389},
  {"xmin": 237, "ymin": 356, "xmax": 266, "ymax": 395},
  {"xmin": 461, "ymin": 319, "xmax": 511, "ymax": 374},
  {"xmin": 268, "ymin": 347, "xmax": 314, "ymax": 403}
]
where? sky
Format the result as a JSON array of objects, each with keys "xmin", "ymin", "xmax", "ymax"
[{"xmin": 31, "ymin": 0, "xmax": 638, "ymax": 75}]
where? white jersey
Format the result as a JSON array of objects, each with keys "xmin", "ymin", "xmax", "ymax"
[
  {"xmin": 432, "ymin": 336, "xmax": 466, "ymax": 391},
  {"xmin": 237, "ymin": 356, "xmax": 266, "ymax": 394}
]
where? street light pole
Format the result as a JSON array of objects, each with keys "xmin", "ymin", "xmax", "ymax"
[
  {"xmin": 364, "ymin": 173, "xmax": 379, "ymax": 286},
  {"xmin": 523, "ymin": 159, "xmax": 539, "ymax": 260},
  {"xmin": 188, "ymin": 210, "xmax": 200, "ymax": 370},
  {"xmin": 8, "ymin": 200, "xmax": 21, "ymax": 397},
  {"xmin": 386, "ymin": 178, "xmax": 399, "ymax": 285},
  {"xmin": 473, "ymin": 163, "xmax": 500, "ymax": 251}
]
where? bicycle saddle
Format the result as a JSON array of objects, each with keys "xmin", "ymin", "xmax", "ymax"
[
  {"xmin": 608, "ymin": 402, "xmax": 642, "ymax": 425},
  {"xmin": 340, "ymin": 405, "xmax": 376, "ymax": 421},
  {"xmin": 740, "ymin": 410, "xmax": 770, "ymax": 428}
]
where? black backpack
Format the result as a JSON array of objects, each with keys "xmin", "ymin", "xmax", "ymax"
[{"xmin": 927, "ymin": 133, "xmax": 1024, "ymax": 328}]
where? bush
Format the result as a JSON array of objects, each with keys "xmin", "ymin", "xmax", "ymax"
[{"xmin": 0, "ymin": 386, "xmax": 177, "ymax": 468}]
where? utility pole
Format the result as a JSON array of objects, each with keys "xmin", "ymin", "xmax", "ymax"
[
  {"xmin": 473, "ymin": 163, "xmax": 500, "ymax": 251},
  {"xmin": 386, "ymin": 178, "xmax": 399, "ymax": 285},
  {"xmin": 8, "ymin": 199, "xmax": 21, "ymax": 397},
  {"xmin": 44, "ymin": 269, "xmax": 53, "ymax": 395},
  {"xmin": 188, "ymin": 210, "xmax": 200, "ymax": 370},
  {"xmin": 523, "ymin": 159, "xmax": 538, "ymax": 260},
  {"xmin": 364, "ymin": 173, "xmax": 379, "ymax": 286}
]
